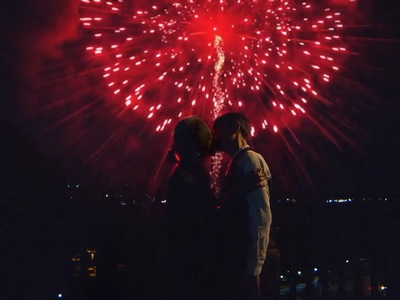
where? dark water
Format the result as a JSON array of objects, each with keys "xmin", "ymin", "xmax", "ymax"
[
  {"xmin": 272, "ymin": 200, "xmax": 400, "ymax": 299},
  {"xmin": 4, "ymin": 196, "xmax": 399, "ymax": 300},
  {"xmin": 273, "ymin": 200, "xmax": 400, "ymax": 270},
  {"xmin": 64, "ymin": 199, "xmax": 400, "ymax": 299}
]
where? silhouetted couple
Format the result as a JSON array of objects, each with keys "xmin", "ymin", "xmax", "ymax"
[{"xmin": 167, "ymin": 112, "xmax": 272, "ymax": 300}]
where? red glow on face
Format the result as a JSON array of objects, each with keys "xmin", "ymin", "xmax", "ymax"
[{"xmin": 80, "ymin": 0, "xmax": 349, "ymax": 134}]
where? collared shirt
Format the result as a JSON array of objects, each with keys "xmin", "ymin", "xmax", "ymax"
[
  {"xmin": 226, "ymin": 146, "xmax": 272, "ymax": 228},
  {"xmin": 225, "ymin": 145, "xmax": 251, "ymax": 176}
]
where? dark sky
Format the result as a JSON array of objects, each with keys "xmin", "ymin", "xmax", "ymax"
[
  {"xmin": 1, "ymin": 0, "xmax": 400, "ymax": 199},
  {"xmin": 0, "ymin": 1, "xmax": 399, "ymax": 299}
]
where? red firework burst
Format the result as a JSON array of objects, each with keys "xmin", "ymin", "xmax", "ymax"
[{"xmin": 80, "ymin": 0, "xmax": 348, "ymax": 134}]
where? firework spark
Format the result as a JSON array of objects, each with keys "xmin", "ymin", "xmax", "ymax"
[
  {"xmin": 210, "ymin": 34, "xmax": 225, "ymax": 194},
  {"xmin": 80, "ymin": 0, "xmax": 348, "ymax": 134}
]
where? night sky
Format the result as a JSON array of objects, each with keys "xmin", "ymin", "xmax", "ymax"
[
  {"xmin": 1, "ymin": 1, "xmax": 400, "ymax": 299},
  {"xmin": 1, "ymin": 0, "xmax": 399, "ymax": 198}
]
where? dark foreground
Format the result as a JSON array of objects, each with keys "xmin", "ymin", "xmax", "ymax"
[
  {"xmin": 64, "ymin": 199, "xmax": 399, "ymax": 300},
  {"xmin": 3, "ymin": 194, "xmax": 399, "ymax": 300}
]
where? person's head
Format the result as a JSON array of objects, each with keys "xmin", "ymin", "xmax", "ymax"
[
  {"xmin": 212, "ymin": 112, "xmax": 251, "ymax": 154},
  {"xmin": 170, "ymin": 116, "xmax": 212, "ymax": 163}
]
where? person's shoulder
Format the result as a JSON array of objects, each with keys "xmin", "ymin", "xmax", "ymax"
[
  {"xmin": 242, "ymin": 149, "xmax": 264, "ymax": 161},
  {"xmin": 239, "ymin": 149, "xmax": 270, "ymax": 169}
]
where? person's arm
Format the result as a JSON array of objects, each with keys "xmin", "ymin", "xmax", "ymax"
[
  {"xmin": 238, "ymin": 168, "xmax": 268, "ymax": 195},
  {"xmin": 241, "ymin": 152, "xmax": 272, "ymax": 223}
]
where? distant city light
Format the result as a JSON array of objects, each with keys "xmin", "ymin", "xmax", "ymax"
[
  {"xmin": 314, "ymin": 267, "xmax": 318, "ymax": 272},
  {"xmin": 326, "ymin": 198, "xmax": 353, "ymax": 204}
]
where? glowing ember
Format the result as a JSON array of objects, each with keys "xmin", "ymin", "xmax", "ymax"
[{"xmin": 80, "ymin": 0, "xmax": 348, "ymax": 133}]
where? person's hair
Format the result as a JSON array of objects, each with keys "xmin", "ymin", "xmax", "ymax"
[
  {"xmin": 172, "ymin": 116, "xmax": 212, "ymax": 156},
  {"xmin": 213, "ymin": 112, "xmax": 251, "ymax": 140}
]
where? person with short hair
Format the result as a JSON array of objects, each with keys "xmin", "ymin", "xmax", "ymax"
[{"xmin": 213, "ymin": 112, "xmax": 272, "ymax": 300}]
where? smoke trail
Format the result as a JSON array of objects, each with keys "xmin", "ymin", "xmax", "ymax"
[{"xmin": 210, "ymin": 35, "xmax": 225, "ymax": 195}]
